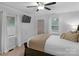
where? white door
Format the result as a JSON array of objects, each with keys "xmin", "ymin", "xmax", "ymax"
[{"xmin": 7, "ymin": 15, "xmax": 17, "ymax": 50}]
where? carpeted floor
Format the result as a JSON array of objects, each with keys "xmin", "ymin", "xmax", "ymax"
[{"xmin": 0, "ymin": 45, "xmax": 25, "ymax": 56}]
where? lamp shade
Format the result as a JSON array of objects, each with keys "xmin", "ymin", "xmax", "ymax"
[{"xmin": 72, "ymin": 25, "xmax": 77, "ymax": 31}]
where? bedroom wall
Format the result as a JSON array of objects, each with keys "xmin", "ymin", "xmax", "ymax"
[
  {"xmin": 35, "ymin": 14, "xmax": 52, "ymax": 34},
  {"xmin": 0, "ymin": 3, "xmax": 36, "ymax": 52},
  {"xmin": 0, "ymin": 4, "xmax": 23, "ymax": 52},
  {"xmin": 21, "ymin": 14, "xmax": 37, "ymax": 43},
  {"xmin": 34, "ymin": 11, "xmax": 79, "ymax": 35},
  {"xmin": 58, "ymin": 11, "xmax": 79, "ymax": 34}
]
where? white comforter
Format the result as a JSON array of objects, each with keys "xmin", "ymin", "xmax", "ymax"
[
  {"xmin": 44, "ymin": 35, "xmax": 79, "ymax": 56},
  {"xmin": 27, "ymin": 35, "xmax": 79, "ymax": 56}
]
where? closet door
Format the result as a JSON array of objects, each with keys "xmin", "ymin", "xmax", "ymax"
[
  {"xmin": 7, "ymin": 15, "xmax": 17, "ymax": 50},
  {"xmin": 37, "ymin": 20, "xmax": 44, "ymax": 34}
]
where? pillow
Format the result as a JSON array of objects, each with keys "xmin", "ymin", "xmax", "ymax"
[{"xmin": 60, "ymin": 32, "xmax": 78, "ymax": 42}]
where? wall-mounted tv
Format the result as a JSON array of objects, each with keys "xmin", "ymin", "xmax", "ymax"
[{"xmin": 22, "ymin": 15, "xmax": 31, "ymax": 23}]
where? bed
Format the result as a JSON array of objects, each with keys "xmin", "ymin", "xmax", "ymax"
[{"xmin": 26, "ymin": 34, "xmax": 79, "ymax": 56}]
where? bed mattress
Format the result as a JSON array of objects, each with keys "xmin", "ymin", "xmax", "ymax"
[
  {"xmin": 27, "ymin": 35, "xmax": 79, "ymax": 56},
  {"xmin": 44, "ymin": 35, "xmax": 79, "ymax": 56}
]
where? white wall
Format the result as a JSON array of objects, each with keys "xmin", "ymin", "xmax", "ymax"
[
  {"xmin": 34, "ymin": 11, "xmax": 79, "ymax": 35},
  {"xmin": 58, "ymin": 11, "xmax": 79, "ymax": 34},
  {"xmin": 35, "ymin": 14, "xmax": 52, "ymax": 34},
  {"xmin": 21, "ymin": 14, "xmax": 37, "ymax": 44},
  {"xmin": 0, "ymin": 3, "xmax": 36, "ymax": 53}
]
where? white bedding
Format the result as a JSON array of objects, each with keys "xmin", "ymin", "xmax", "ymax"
[
  {"xmin": 27, "ymin": 35, "xmax": 79, "ymax": 56},
  {"xmin": 44, "ymin": 35, "xmax": 79, "ymax": 56}
]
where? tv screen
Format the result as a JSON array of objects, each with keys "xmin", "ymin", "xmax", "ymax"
[{"xmin": 22, "ymin": 15, "xmax": 31, "ymax": 23}]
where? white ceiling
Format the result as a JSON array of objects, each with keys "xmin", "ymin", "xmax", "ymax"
[{"xmin": 1, "ymin": 2, "xmax": 79, "ymax": 15}]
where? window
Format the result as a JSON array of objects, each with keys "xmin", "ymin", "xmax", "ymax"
[
  {"xmin": 49, "ymin": 14, "xmax": 59, "ymax": 34},
  {"xmin": 7, "ymin": 16, "xmax": 16, "ymax": 36},
  {"xmin": 51, "ymin": 17, "xmax": 59, "ymax": 32},
  {"xmin": 7, "ymin": 16, "xmax": 15, "ymax": 27}
]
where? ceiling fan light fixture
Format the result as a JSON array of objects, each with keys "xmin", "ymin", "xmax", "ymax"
[{"xmin": 38, "ymin": 6, "xmax": 44, "ymax": 10}]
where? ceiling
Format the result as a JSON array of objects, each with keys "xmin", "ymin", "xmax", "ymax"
[{"xmin": 1, "ymin": 2, "xmax": 79, "ymax": 15}]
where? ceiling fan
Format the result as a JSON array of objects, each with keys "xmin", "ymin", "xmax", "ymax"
[{"xmin": 26, "ymin": 2, "xmax": 56, "ymax": 12}]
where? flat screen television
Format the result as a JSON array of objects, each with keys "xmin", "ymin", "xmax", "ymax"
[{"xmin": 22, "ymin": 15, "xmax": 31, "ymax": 23}]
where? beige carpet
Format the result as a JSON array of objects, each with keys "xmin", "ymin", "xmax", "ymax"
[{"xmin": 0, "ymin": 45, "xmax": 25, "ymax": 56}]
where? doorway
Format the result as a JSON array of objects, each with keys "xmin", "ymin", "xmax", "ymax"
[
  {"xmin": 37, "ymin": 20, "xmax": 45, "ymax": 34},
  {"xmin": 7, "ymin": 15, "xmax": 17, "ymax": 50}
]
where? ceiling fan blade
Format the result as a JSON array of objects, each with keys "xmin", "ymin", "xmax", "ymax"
[
  {"xmin": 45, "ymin": 2, "xmax": 56, "ymax": 6},
  {"xmin": 27, "ymin": 6, "xmax": 37, "ymax": 8},
  {"xmin": 44, "ymin": 7, "xmax": 51, "ymax": 10}
]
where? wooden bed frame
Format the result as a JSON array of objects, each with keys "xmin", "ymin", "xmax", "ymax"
[{"xmin": 24, "ymin": 43, "xmax": 54, "ymax": 56}]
